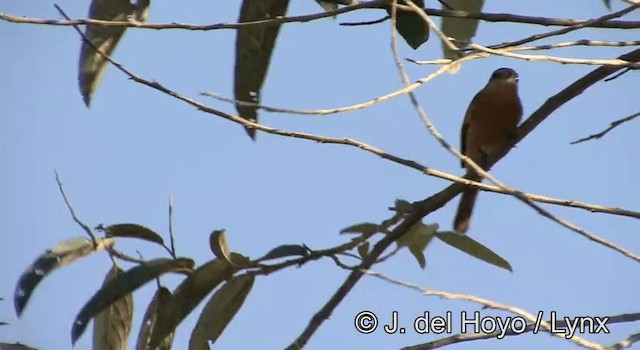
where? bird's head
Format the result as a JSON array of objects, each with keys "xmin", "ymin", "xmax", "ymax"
[{"xmin": 488, "ymin": 67, "xmax": 519, "ymax": 85}]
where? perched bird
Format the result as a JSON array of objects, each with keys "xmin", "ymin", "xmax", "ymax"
[{"xmin": 453, "ymin": 68, "xmax": 523, "ymax": 234}]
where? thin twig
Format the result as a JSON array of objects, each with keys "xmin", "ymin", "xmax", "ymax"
[
  {"xmin": 469, "ymin": 43, "xmax": 640, "ymax": 68},
  {"xmin": 362, "ymin": 270, "xmax": 606, "ymax": 350},
  {"xmin": 405, "ymin": 312, "xmax": 640, "ymax": 349},
  {"xmin": 488, "ymin": 3, "xmax": 640, "ymax": 50},
  {"xmin": 606, "ymin": 332, "xmax": 640, "ymax": 350},
  {"xmin": 571, "ymin": 112, "xmax": 640, "ymax": 144},
  {"xmin": 54, "ymin": 170, "xmax": 97, "ymax": 243}
]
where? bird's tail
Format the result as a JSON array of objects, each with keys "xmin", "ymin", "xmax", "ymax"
[{"xmin": 453, "ymin": 187, "xmax": 479, "ymax": 234}]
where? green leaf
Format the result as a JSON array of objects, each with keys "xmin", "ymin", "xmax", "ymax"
[
  {"xmin": 440, "ymin": 0, "xmax": 484, "ymax": 71},
  {"xmin": 235, "ymin": 0, "xmax": 291, "ymax": 139},
  {"xmin": 148, "ymin": 254, "xmax": 250, "ymax": 349},
  {"xmin": 79, "ymin": 0, "xmax": 151, "ymax": 106},
  {"xmin": 258, "ymin": 244, "xmax": 309, "ymax": 261},
  {"xmin": 136, "ymin": 287, "xmax": 174, "ymax": 350},
  {"xmin": 103, "ymin": 223, "xmax": 165, "ymax": 245},
  {"xmin": 190, "ymin": 274, "xmax": 256, "ymax": 348},
  {"xmin": 71, "ymin": 257, "xmax": 194, "ymax": 344},
  {"xmin": 92, "ymin": 265, "xmax": 134, "ymax": 350},
  {"xmin": 340, "ymin": 223, "xmax": 382, "ymax": 235},
  {"xmin": 209, "ymin": 230, "xmax": 234, "ymax": 265},
  {"xmin": 435, "ymin": 231, "xmax": 513, "ymax": 272},
  {"xmin": 397, "ymin": 222, "xmax": 438, "ymax": 269},
  {"xmin": 357, "ymin": 242, "xmax": 370, "ymax": 260},
  {"xmin": 388, "ymin": 0, "xmax": 429, "ymax": 49},
  {"xmin": 14, "ymin": 237, "xmax": 115, "ymax": 317}
]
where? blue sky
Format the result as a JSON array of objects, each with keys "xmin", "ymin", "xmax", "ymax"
[{"xmin": 1, "ymin": 1, "xmax": 639, "ymax": 349}]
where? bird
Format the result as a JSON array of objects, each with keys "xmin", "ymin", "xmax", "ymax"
[{"xmin": 453, "ymin": 68, "xmax": 523, "ymax": 234}]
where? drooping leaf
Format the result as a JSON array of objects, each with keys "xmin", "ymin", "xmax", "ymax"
[
  {"xmin": 136, "ymin": 287, "xmax": 174, "ymax": 350},
  {"xmin": 440, "ymin": 0, "xmax": 484, "ymax": 72},
  {"xmin": 387, "ymin": 0, "xmax": 429, "ymax": 49},
  {"xmin": 79, "ymin": 0, "xmax": 146, "ymax": 106},
  {"xmin": 92, "ymin": 265, "xmax": 134, "ymax": 350},
  {"xmin": 258, "ymin": 244, "xmax": 309, "ymax": 261},
  {"xmin": 435, "ymin": 231, "xmax": 513, "ymax": 272},
  {"xmin": 0, "ymin": 343, "xmax": 38, "ymax": 350},
  {"xmin": 103, "ymin": 223, "xmax": 165, "ymax": 246},
  {"xmin": 189, "ymin": 274, "xmax": 255, "ymax": 349},
  {"xmin": 14, "ymin": 237, "xmax": 115, "ymax": 317},
  {"xmin": 234, "ymin": 0, "xmax": 290, "ymax": 139},
  {"xmin": 71, "ymin": 257, "xmax": 194, "ymax": 344},
  {"xmin": 148, "ymin": 254, "xmax": 250, "ymax": 349},
  {"xmin": 340, "ymin": 223, "xmax": 382, "ymax": 235},
  {"xmin": 397, "ymin": 222, "xmax": 438, "ymax": 269},
  {"xmin": 357, "ymin": 242, "xmax": 370, "ymax": 260},
  {"xmin": 209, "ymin": 230, "xmax": 234, "ymax": 265},
  {"xmin": 603, "ymin": 0, "xmax": 612, "ymax": 10}
]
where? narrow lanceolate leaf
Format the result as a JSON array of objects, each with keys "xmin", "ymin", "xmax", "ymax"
[
  {"xmin": 78, "ymin": 0, "xmax": 151, "ymax": 106},
  {"xmin": 340, "ymin": 223, "xmax": 382, "ymax": 235},
  {"xmin": 209, "ymin": 230, "xmax": 234, "ymax": 265},
  {"xmin": 258, "ymin": 244, "xmax": 309, "ymax": 261},
  {"xmin": 397, "ymin": 222, "xmax": 438, "ymax": 269},
  {"xmin": 440, "ymin": 0, "xmax": 484, "ymax": 67},
  {"xmin": 602, "ymin": 0, "xmax": 612, "ymax": 10},
  {"xmin": 136, "ymin": 287, "xmax": 174, "ymax": 350},
  {"xmin": 387, "ymin": 0, "xmax": 429, "ymax": 49},
  {"xmin": 234, "ymin": 0, "xmax": 290, "ymax": 139},
  {"xmin": 189, "ymin": 274, "xmax": 256, "ymax": 349},
  {"xmin": 14, "ymin": 237, "xmax": 115, "ymax": 317},
  {"xmin": 71, "ymin": 258, "xmax": 194, "ymax": 345},
  {"xmin": 93, "ymin": 265, "xmax": 134, "ymax": 350},
  {"xmin": 148, "ymin": 254, "xmax": 250, "ymax": 349},
  {"xmin": 435, "ymin": 231, "xmax": 513, "ymax": 272},
  {"xmin": 103, "ymin": 223, "xmax": 165, "ymax": 246}
]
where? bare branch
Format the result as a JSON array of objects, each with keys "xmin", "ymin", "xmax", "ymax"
[
  {"xmin": 489, "ymin": 3, "xmax": 640, "ymax": 50},
  {"xmin": 405, "ymin": 312, "xmax": 640, "ymax": 349},
  {"xmin": 571, "ymin": 112, "xmax": 640, "ymax": 144},
  {"xmin": 469, "ymin": 43, "xmax": 640, "ymax": 68},
  {"xmin": 606, "ymin": 332, "xmax": 640, "ymax": 350},
  {"xmin": 4, "ymin": 2, "xmax": 640, "ymax": 31},
  {"xmin": 54, "ymin": 170, "xmax": 97, "ymax": 243},
  {"xmin": 362, "ymin": 269, "xmax": 607, "ymax": 350}
]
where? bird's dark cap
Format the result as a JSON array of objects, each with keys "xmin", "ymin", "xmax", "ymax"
[{"xmin": 490, "ymin": 67, "xmax": 519, "ymax": 82}]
